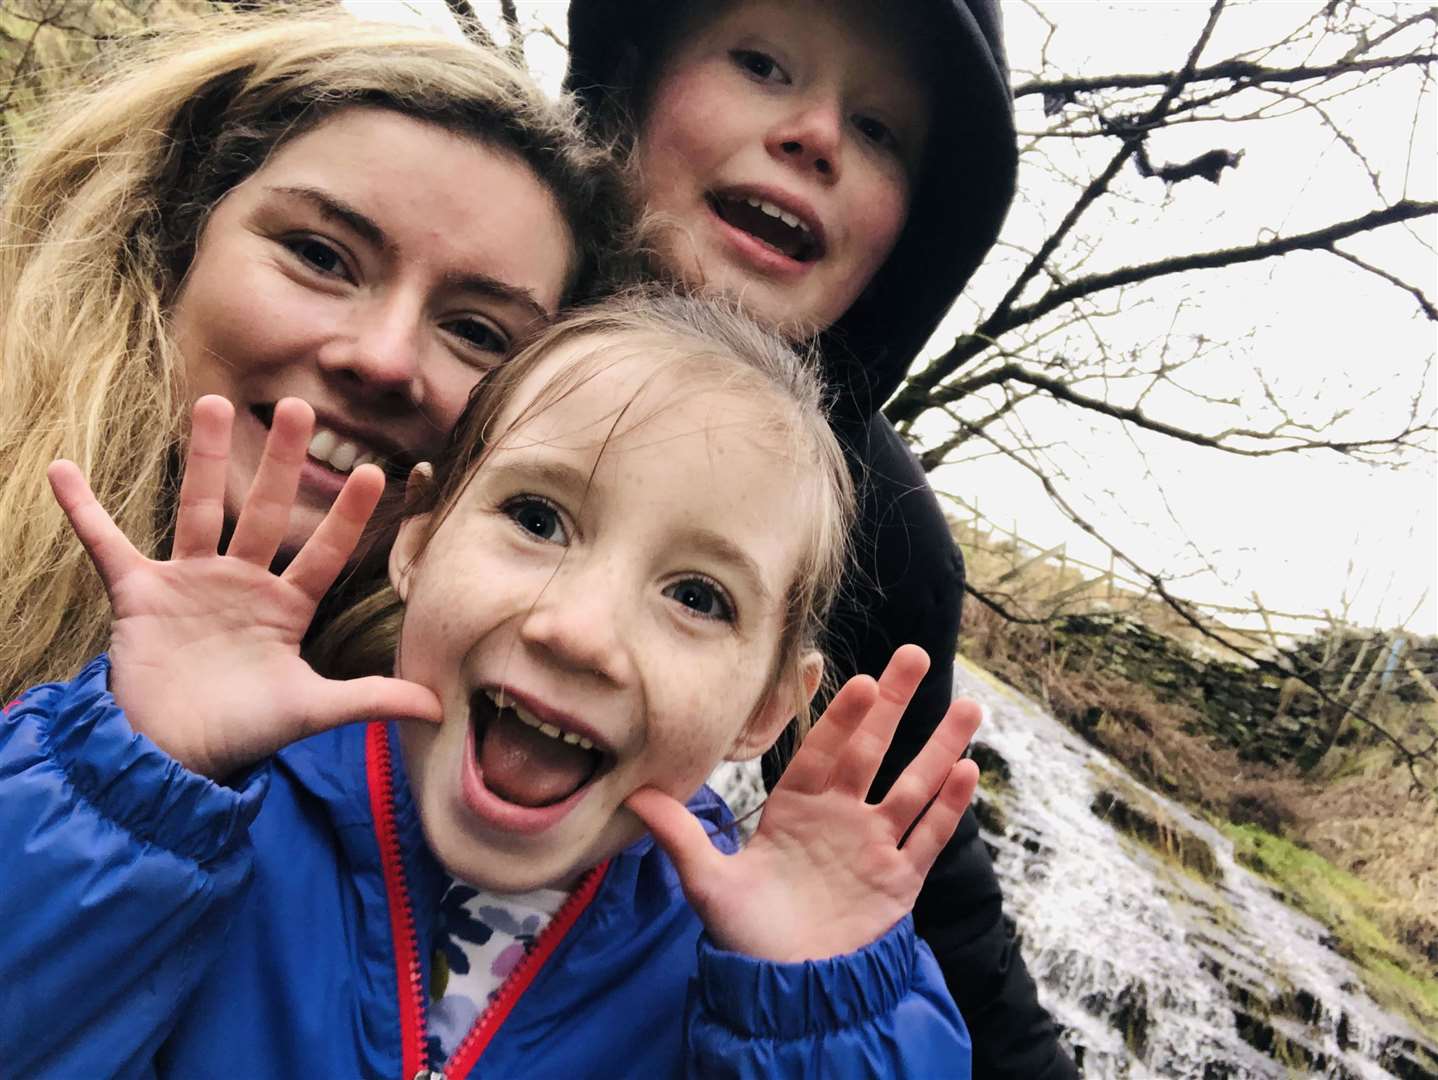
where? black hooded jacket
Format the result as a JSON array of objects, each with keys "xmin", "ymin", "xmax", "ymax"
[{"xmin": 566, "ymin": 3, "xmax": 1076, "ymax": 1076}]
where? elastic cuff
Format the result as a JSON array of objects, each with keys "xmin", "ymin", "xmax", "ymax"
[
  {"xmin": 21, "ymin": 655, "xmax": 269, "ymax": 867},
  {"xmin": 696, "ymin": 915, "xmax": 916, "ymax": 1039}
]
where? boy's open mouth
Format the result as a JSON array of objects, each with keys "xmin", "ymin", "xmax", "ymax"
[
  {"xmin": 707, "ymin": 191, "xmax": 823, "ymax": 262},
  {"xmin": 470, "ymin": 687, "xmax": 609, "ymax": 808}
]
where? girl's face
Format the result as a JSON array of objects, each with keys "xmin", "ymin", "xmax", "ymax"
[
  {"xmin": 637, "ymin": 0, "xmax": 930, "ymax": 336},
  {"xmin": 172, "ymin": 106, "xmax": 576, "ymax": 554},
  {"xmin": 391, "ymin": 341, "xmax": 816, "ymax": 893}
]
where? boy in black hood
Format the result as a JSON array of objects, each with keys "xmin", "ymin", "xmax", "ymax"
[{"xmin": 567, "ymin": 2, "xmax": 1075, "ymax": 1076}]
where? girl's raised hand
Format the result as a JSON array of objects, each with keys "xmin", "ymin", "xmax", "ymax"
[
  {"xmin": 47, "ymin": 395, "xmax": 441, "ymax": 780},
  {"xmin": 626, "ymin": 645, "xmax": 981, "ymax": 963}
]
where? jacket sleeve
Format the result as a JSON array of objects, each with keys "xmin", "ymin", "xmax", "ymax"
[
  {"xmin": 684, "ymin": 916, "xmax": 970, "ymax": 1079},
  {"xmin": 0, "ymin": 656, "xmax": 267, "ymax": 1078},
  {"xmin": 809, "ymin": 414, "xmax": 1078, "ymax": 1080}
]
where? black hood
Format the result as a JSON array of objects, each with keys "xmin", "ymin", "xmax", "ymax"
[{"xmin": 565, "ymin": 0, "xmax": 1018, "ymax": 420}]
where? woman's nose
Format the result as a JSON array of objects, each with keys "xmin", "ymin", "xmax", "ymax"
[
  {"xmin": 518, "ymin": 562, "xmax": 633, "ymax": 685},
  {"xmin": 319, "ymin": 293, "xmax": 425, "ymax": 406},
  {"xmin": 768, "ymin": 98, "xmax": 844, "ymax": 182}
]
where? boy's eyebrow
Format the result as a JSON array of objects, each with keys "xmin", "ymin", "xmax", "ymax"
[{"xmin": 267, "ymin": 185, "xmax": 551, "ymax": 320}]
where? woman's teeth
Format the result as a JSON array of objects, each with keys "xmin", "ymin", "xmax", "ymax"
[
  {"xmin": 483, "ymin": 688, "xmax": 596, "ymax": 751},
  {"xmin": 307, "ymin": 427, "xmax": 381, "ymax": 474}
]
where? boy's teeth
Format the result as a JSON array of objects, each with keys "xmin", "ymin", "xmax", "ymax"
[
  {"xmin": 306, "ymin": 426, "xmax": 378, "ymax": 474},
  {"xmin": 743, "ymin": 196, "xmax": 810, "ymax": 234}
]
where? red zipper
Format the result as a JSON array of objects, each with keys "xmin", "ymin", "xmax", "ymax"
[
  {"xmin": 366, "ymin": 721, "xmax": 428, "ymax": 1079},
  {"xmin": 367, "ymin": 720, "xmax": 612, "ymax": 1080}
]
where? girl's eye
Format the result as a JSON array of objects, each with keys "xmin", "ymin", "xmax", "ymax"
[
  {"xmin": 285, "ymin": 236, "xmax": 349, "ymax": 279},
  {"xmin": 664, "ymin": 577, "xmax": 736, "ymax": 623},
  {"xmin": 729, "ymin": 49, "xmax": 789, "ymax": 85},
  {"xmin": 443, "ymin": 316, "xmax": 510, "ymax": 359},
  {"xmin": 504, "ymin": 496, "xmax": 568, "ymax": 544}
]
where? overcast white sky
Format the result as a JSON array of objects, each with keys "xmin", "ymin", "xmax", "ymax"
[{"xmin": 345, "ymin": 0, "xmax": 1437, "ymax": 637}]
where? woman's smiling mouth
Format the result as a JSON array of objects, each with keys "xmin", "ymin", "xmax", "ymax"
[{"xmin": 249, "ymin": 402, "xmax": 410, "ymax": 480}]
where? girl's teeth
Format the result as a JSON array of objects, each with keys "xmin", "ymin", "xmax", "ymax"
[{"xmin": 490, "ymin": 691, "xmax": 597, "ymax": 750}]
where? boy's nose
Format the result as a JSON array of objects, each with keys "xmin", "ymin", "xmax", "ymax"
[
  {"xmin": 768, "ymin": 102, "xmax": 843, "ymax": 182},
  {"xmin": 319, "ymin": 294, "xmax": 425, "ymax": 407}
]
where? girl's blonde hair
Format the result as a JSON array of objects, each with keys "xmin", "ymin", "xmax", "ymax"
[
  {"xmin": 0, "ymin": 8, "xmax": 626, "ymax": 697},
  {"xmin": 319, "ymin": 287, "xmax": 855, "ymax": 748}
]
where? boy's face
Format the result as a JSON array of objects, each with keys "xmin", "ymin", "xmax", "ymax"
[
  {"xmin": 637, "ymin": 0, "xmax": 930, "ymax": 337},
  {"xmin": 391, "ymin": 341, "xmax": 812, "ymax": 893}
]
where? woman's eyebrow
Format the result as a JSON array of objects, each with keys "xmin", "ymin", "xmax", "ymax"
[
  {"xmin": 267, "ymin": 184, "xmax": 550, "ymax": 320},
  {"xmin": 270, "ymin": 184, "xmax": 383, "ymax": 246}
]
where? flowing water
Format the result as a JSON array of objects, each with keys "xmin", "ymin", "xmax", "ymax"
[{"xmin": 708, "ymin": 656, "xmax": 1438, "ymax": 1078}]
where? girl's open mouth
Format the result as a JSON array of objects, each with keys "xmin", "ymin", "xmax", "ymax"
[{"xmin": 467, "ymin": 687, "xmax": 611, "ymax": 810}]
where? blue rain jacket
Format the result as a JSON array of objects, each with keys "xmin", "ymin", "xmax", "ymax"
[{"xmin": 0, "ymin": 657, "xmax": 972, "ymax": 1079}]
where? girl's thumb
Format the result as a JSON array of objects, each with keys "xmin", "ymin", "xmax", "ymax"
[
  {"xmin": 625, "ymin": 787, "xmax": 722, "ymax": 894},
  {"xmin": 308, "ymin": 676, "xmax": 443, "ymax": 736}
]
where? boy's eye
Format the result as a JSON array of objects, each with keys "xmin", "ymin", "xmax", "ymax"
[
  {"xmin": 664, "ymin": 577, "xmax": 735, "ymax": 623},
  {"xmin": 443, "ymin": 316, "xmax": 510, "ymax": 360},
  {"xmin": 284, "ymin": 236, "xmax": 350, "ymax": 279},
  {"xmin": 729, "ymin": 49, "xmax": 789, "ymax": 85},
  {"xmin": 504, "ymin": 496, "xmax": 568, "ymax": 544},
  {"xmin": 853, "ymin": 114, "xmax": 898, "ymax": 152}
]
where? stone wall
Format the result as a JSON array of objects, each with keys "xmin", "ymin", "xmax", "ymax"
[{"xmin": 1048, "ymin": 614, "xmax": 1436, "ymax": 767}]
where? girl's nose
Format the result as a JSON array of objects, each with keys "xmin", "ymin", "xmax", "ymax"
[
  {"xmin": 518, "ymin": 563, "xmax": 633, "ymax": 685},
  {"xmin": 768, "ymin": 99, "xmax": 844, "ymax": 182},
  {"xmin": 318, "ymin": 293, "xmax": 425, "ymax": 406}
]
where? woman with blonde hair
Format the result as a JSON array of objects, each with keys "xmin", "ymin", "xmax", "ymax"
[{"xmin": 0, "ymin": 7, "xmax": 624, "ymax": 699}]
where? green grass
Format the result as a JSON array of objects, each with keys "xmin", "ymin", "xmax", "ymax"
[{"xmin": 1222, "ymin": 822, "xmax": 1438, "ymax": 1035}]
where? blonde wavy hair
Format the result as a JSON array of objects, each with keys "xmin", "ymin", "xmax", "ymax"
[
  {"xmin": 317, "ymin": 287, "xmax": 855, "ymax": 747},
  {"xmin": 0, "ymin": 8, "xmax": 627, "ymax": 697}
]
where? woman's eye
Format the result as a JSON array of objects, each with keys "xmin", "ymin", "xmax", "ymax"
[
  {"xmin": 504, "ymin": 496, "xmax": 568, "ymax": 544},
  {"xmin": 285, "ymin": 236, "xmax": 348, "ymax": 278},
  {"xmin": 730, "ymin": 49, "xmax": 788, "ymax": 85},
  {"xmin": 444, "ymin": 317, "xmax": 510, "ymax": 358},
  {"xmin": 664, "ymin": 577, "xmax": 735, "ymax": 623}
]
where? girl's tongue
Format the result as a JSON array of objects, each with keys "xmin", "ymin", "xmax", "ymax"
[{"xmin": 479, "ymin": 706, "xmax": 599, "ymax": 808}]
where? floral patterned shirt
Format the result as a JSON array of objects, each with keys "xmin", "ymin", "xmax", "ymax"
[{"xmin": 426, "ymin": 878, "xmax": 569, "ymax": 1064}]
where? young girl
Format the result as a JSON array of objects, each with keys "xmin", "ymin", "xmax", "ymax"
[
  {"xmin": 4, "ymin": 292, "xmax": 984, "ymax": 1078},
  {"xmin": 564, "ymin": 4, "xmax": 1073, "ymax": 1075}
]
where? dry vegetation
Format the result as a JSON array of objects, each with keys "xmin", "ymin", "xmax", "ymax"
[{"xmin": 955, "ymin": 519, "xmax": 1438, "ymax": 1029}]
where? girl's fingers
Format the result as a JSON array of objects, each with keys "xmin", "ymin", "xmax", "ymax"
[
  {"xmin": 626, "ymin": 787, "xmax": 725, "ymax": 898},
  {"xmin": 47, "ymin": 460, "xmax": 143, "ymax": 591},
  {"xmin": 896, "ymin": 759, "xmax": 980, "ymax": 873},
  {"xmin": 878, "ymin": 697, "xmax": 983, "ymax": 835},
  {"xmin": 171, "ymin": 396, "xmax": 235, "ymax": 559},
  {"xmin": 776, "ymin": 674, "xmax": 878, "ymax": 796},
  {"xmin": 282, "ymin": 464, "xmax": 386, "ymax": 604},
  {"xmin": 827, "ymin": 645, "xmax": 931, "ymax": 799},
  {"xmin": 225, "ymin": 398, "xmax": 313, "ymax": 566}
]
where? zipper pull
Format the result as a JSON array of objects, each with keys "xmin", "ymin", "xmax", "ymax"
[{"xmin": 413, "ymin": 1070, "xmax": 445, "ymax": 1080}]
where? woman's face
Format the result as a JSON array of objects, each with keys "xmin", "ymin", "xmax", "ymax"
[
  {"xmin": 172, "ymin": 106, "xmax": 576, "ymax": 553},
  {"xmin": 637, "ymin": 0, "xmax": 930, "ymax": 337}
]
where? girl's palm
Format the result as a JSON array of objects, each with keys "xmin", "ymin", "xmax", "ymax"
[
  {"xmin": 48, "ymin": 396, "xmax": 439, "ymax": 779},
  {"xmin": 628, "ymin": 645, "xmax": 981, "ymax": 963}
]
